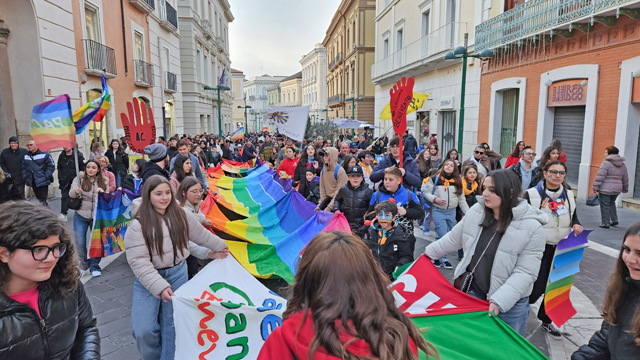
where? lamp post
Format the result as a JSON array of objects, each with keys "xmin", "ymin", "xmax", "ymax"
[
  {"xmin": 204, "ymin": 84, "xmax": 231, "ymax": 137},
  {"xmin": 237, "ymin": 104, "xmax": 251, "ymax": 131},
  {"xmin": 345, "ymin": 95, "xmax": 363, "ymax": 137},
  {"xmin": 443, "ymin": 33, "xmax": 493, "ymax": 153}
]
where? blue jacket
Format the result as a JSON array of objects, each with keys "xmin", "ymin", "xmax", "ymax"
[
  {"xmin": 241, "ymin": 144, "xmax": 257, "ymax": 162},
  {"xmin": 22, "ymin": 150, "xmax": 55, "ymax": 188},
  {"xmin": 404, "ymin": 135, "xmax": 418, "ymax": 153},
  {"xmin": 170, "ymin": 153, "xmax": 207, "ymax": 189},
  {"xmin": 370, "ymin": 153, "xmax": 422, "ymax": 189}
]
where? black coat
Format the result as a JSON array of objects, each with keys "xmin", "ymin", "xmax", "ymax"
[
  {"xmin": 57, "ymin": 150, "xmax": 86, "ymax": 190},
  {"xmin": 305, "ymin": 180, "xmax": 321, "ymax": 204},
  {"xmin": 0, "ymin": 283, "xmax": 100, "ymax": 359},
  {"xmin": 0, "ymin": 174, "xmax": 21, "ymax": 203},
  {"xmin": 141, "ymin": 162, "xmax": 169, "ymax": 186},
  {"xmin": 292, "ymin": 158, "xmax": 323, "ymax": 193},
  {"xmin": 367, "ymin": 223, "xmax": 413, "ymax": 277},
  {"xmin": 404, "ymin": 135, "xmax": 418, "ymax": 153},
  {"xmin": 333, "ymin": 181, "xmax": 373, "ymax": 233},
  {"xmin": 0, "ymin": 146, "xmax": 29, "ymax": 185},
  {"xmin": 241, "ymin": 144, "xmax": 257, "ymax": 162},
  {"xmin": 22, "ymin": 150, "xmax": 55, "ymax": 188},
  {"xmin": 371, "ymin": 143, "xmax": 385, "ymax": 155},
  {"xmin": 105, "ymin": 150, "xmax": 129, "ymax": 178}
]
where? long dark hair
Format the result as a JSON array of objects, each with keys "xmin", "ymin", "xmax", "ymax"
[
  {"xmin": 462, "ymin": 163, "xmax": 484, "ymax": 187},
  {"xmin": 108, "ymin": 138, "xmax": 122, "ymax": 154},
  {"xmin": 550, "ymin": 139, "xmax": 565, "ymax": 157},
  {"xmin": 138, "ymin": 175, "xmax": 189, "ymax": 262},
  {"xmin": 417, "ymin": 149, "xmax": 431, "ymax": 176},
  {"xmin": 438, "ymin": 159, "xmax": 463, "ymax": 195},
  {"xmin": 300, "ymin": 144, "xmax": 317, "ymax": 165},
  {"xmin": 539, "ymin": 146, "xmax": 558, "ymax": 170},
  {"xmin": 445, "ymin": 148, "xmax": 459, "ymax": 162},
  {"xmin": 285, "ymin": 232, "xmax": 438, "ymax": 360},
  {"xmin": 175, "ymin": 177, "xmax": 201, "ymax": 207},
  {"xmin": 603, "ymin": 222, "xmax": 640, "ymax": 345},
  {"xmin": 0, "ymin": 201, "xmax": 79, "ymax": 294},
  {"xmin": 133, "ymin": 158, "xmax": 146, "ymax": 178},
  {"xmin": 81, "ymin": 159, "xmax": 107, "ymax": 192},
  {"xmin": 342, "ymin": 154, "xmax": 357, "ymax": 168},
  {"xmin": 481, "ymin": 169, "xmax": 522, "ymax": 234},
  {"xmin": 510, "ymin": 141, "xmax": 525, "ymax": 158},
  {"xmin": 171, "ymin": 155, "xmax": 193, "ymax": 182}
]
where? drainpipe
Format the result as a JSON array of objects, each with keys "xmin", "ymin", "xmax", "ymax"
[
  {"xmin": 120, "ymin": 0, "xmax": 128, "ymax": 76},
  {"xmin": 158, "ymin": 37, "xmax": 167, "ymax": 137}
]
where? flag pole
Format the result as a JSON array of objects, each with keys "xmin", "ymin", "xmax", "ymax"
[{"xmin": 73, "ymin": 143, "xmax": 81, "ymax": 189}]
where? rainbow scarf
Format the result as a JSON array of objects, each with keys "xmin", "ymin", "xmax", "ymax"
[{"xmin": 73, "ymin": 74, "xmax": 110, "ymax": 134}]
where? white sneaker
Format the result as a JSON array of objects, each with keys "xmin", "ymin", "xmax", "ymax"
[
  {"xmin": 79, "ymin": 269, "xmax": 86, "ymax": 278},
  {"xmin": 59, "ymin": 214, "xmax": 67, "ymax": 220},
  {"xmin": 91, "ymin": 270, "xmax": 102, "ymax": 277}
]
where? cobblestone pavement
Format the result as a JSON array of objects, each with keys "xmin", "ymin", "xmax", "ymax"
[{"xmin": 35, "ymin": 195, "xmax": 635, "ymax": 359}]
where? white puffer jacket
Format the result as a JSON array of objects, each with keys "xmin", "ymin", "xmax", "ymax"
[
  {"xmin": 422, "ymin": 176, "xmax": 469, "ymax": 213},
  {"xmin": 424, "ymin": 198, "xmax": 548, "ymax": 312}
]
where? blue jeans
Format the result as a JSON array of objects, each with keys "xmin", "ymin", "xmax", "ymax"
[
  {"xmin": 115, "ymin": 172, "xmax": 122, "ymax": 188},
  {"xmin": 432, "ymin": 207, "xmax": 457, "ymax": 262},
  {"xmin": 131, "ymin": 260, "xmax": 188, "ymax": 360},
  {"xmin": 73, "ymin": 213, "xmax": 101, "ymax": 272},
  {"xmin": 469, "ymin": 290, "xmax": 530, "ymax": 336}
]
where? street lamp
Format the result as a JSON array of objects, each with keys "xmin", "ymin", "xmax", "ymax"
[
  {"xmin": 345, "ymin": 96, "xmax": 364, "ymax": 136},
  {"xmin": 444, "ymin": 33, "xmax": 493, "ymax": 153},
  {"xmin": 237, "ymin": 104, "xmax": 251, "ymax": 131},
  {"xmin": 204, "ymin": 84, "xmax": 231, "ymax": 137}
]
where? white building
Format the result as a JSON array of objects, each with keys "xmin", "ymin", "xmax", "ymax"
[
  {"xmin": 300, "ymin": 44, "xmax": 327, "ymax": 123},
  {"xmin": 243, "ymin": 75, "xmax": 286, "ymax": 132},
  {"xmin": 178, "ymin": 0, "xmax": 233, "ymax": 136},
  {"xmin": 231, "ymin": 68, "xmax": 246, "ymax": 132}
]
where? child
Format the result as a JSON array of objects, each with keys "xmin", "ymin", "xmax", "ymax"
[
  {"xmin": 459, "ymin": 164, "xmax": 483, "ymax": 217},
  {"xmin": 333, "ymin": 165, "xmax": 373, "ymax": 237},
  {"xmin": 120, "ymin": 158, "xmax": 146, "ymax": 194},
  {"xmin": 367, "ymin": 200, "xmax": 413, "ymax": 279},
  {"xmin": 305, "ymin": 169, "xmax": 321, "ymax": 205}
]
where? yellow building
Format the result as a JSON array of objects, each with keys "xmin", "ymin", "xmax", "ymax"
[
  {"xmin": 279, "ymin": 72, "xmax": 302, "ymax": 106},
  {"xmin": 323, "ymin": 0, "xmax": 376, "ymax": 126}
]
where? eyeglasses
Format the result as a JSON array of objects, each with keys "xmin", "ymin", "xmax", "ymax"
[
  {"xmin": 475, "ymin": 151, "xmax": 484, "ymax": 155},
  {"xmin": 190, "ymin": 189, "xmax": 205, "ymax": 195},
  {"xmin": 523, "ymin": 152, "xmax": 536, "ymax": 156},
  {"xmin": 18, "ymin": 243, "xmax": 67, "ymax": 261},
  {"xmin": 548, "ymin": 169, "xmax": 567, "ymax": 176}
]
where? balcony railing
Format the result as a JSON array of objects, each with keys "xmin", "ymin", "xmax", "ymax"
[
  {"xmin": 371, "ymin": 22, "xmax": 463, "ymax": 81},
  {"xmin": 164, "ymin": 71, "xmax": 177, "ymax": 92},
  {"xmin": 82, "ymin": 39, "xmax": 117, "ymax": 78},
  {"xmin": 328, "ymin": 94, "xmax": 345, "ymax": 105},
  {"xmin": 128, "ymin": 0, "xmax": 154, "ymax": 13},
  {"xmin": 475, "ymin": 0, "xmax": 634, "ymax": 51},
  {"xmin": 159, "ymin": 0, "xmax": 178, "ymax": 32},
  {"xmin": 134, "ymin": 60, "xmax": 154, "ymax": 87},
  {"xmin": 328, "ymin": 53, "xmax": 342, "ymax": 71}
]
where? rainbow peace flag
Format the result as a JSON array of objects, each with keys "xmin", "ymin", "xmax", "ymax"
[
  {"xmin": 230, "ymin": 127, "xmax": 245, "ymax": 141},
  {"xmin": 207, "ymin": 158, "xmax": 258, "ymax": 178},
  {"xmin": 89, "ymin": 189, "xmax": 140, "ymax": 258},
  {"xmin": 29, "ymin": 95, "xmax": 77, "ymax": 151},
  {"xmin": 73, "ymin": 74, "xmax": 110, "ymax": 134}
]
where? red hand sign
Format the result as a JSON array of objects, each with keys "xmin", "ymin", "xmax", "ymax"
[
  {"xmin": 121, "ymin": 97, "xmax": 156, "ymax": 154},
  {"xmin": 389, "ymin": 76, "xmax": 414, "ymax": 136}
]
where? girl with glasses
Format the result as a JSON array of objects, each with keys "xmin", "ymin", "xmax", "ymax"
[{"xmin": 0, "ymin": 201, "xmax": 100, "ymax": 359}]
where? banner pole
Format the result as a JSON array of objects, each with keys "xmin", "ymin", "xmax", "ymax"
[{"xmin": 73, "ymin": 145, "xmax": 81, "ymax": 188}]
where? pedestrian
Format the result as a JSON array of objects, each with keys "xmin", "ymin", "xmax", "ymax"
[
  {"xmin": 0, "ymin": 168, "xmax": 21, "ymax": 203},
  {"xmin": 260, "ymin": 135, "xmax": 274, "ymax": 162},
  {"xmin": 303, "ymin": 168, "xmax": 321, "ymax": 204},
  {"xmin": 505, "ymin": 141, "xmax": 525, "ymax": 169},
  {"xmin": 337, "ymin": 141, "xmax": 350, "ymax": 164},
  {"xmin": 95, "ymin": 156, "xmax": 116, "ymax": 193},
  {"xmin": 22, "ymin": 140, "xmax": 55, "ymax": 206},
  {"xmin": 444, "ymin": 148, "xmax": 461, "ymax": 173},
  {"xmin": 292, "ymin": 144, "xmax": 322, "ymax": 195},
  {"xmin": 417, "ymin": 146, "xmax": 441, "ymax": 179},
  {"xmin": 371, "ymin": 138, "xmax": 385, "ymax": 155},
  {"xmin": 461, "ymin": 144, "xmax": 501, "ymax": 177},
  {"xmin": 524, "ymin": 159, "xmax": 583, "ymax": 339},
  {"xmin": 57, "ymin": 146, "xmax": 86, "ymax": 219},
  {"xmin": 357, "ymin": 133, "xmax": 370, "ymax": 150},
  {"xmin": 268, "ymin": 145, "xmax": 279, "ymax": 167},
  {"xmin": 257, "ymin": 231, "xmax": 437, "ymax": 360},
  {"xmin": 167, "ymin": 137, "xmax": 178, "ymax": 159},
  {"xmin": 349, "ymin": 141, "xmax": 360, "ymax": 156},
  {"xmin": 241, "ymin": 139, "xmax": 257, "ymax": 163},
  {"xmin": 423, "ymin": 169, "xmax": 547, "ymax": 336},
  {"xmin": 120, "ymin": 136, "xmax": 135, "ymax": 156},
  {"xmin": 370, "ymin": 137, "xmax": 422, "ymax": 189},
  {"xmin": 551, "ymin": 139, "xmax": 567, "ymax": 164},
  {"xmin": 404, "ymin": 131, "xmax": 418, "ymax": 158},
  {"xmin": 571, "ymin": 222, "xmax": 640, "ymax": 359},
  {"xmin": 169, "ymin": 140, "xmax": 207, "ymax": 190},
  {"xmin": 0, "ymin": 201, "xmax": 100, "ymax": 359},
  {"xmin": 367, "ymin": 200, "xmax": 413, "ymax": 279},
  {"xmin": 316, "ymin": 147, "xmax": 348, "ymax": 212},
  {"xmin": 0, "ymin": 136, "xmax": 28, "ymax": 199},
  {"xmin": 530, "ymin": 146, "xmax": 559, "ymax": 188},
  {"xmin": 69, "ymin": 159, "xmax": 108, "ymax": 277},
  {"xmin": 124, "ymin": 175, "xmax": 228, "ymax": 360},
  {"xmin": 357, "ymin": 150, "xmax": 374, "ymax": 189},
  {"xmin": 191, "ymin": 145, "xmax": 207, "ymax": 172},
  {"xmin": 120, "ymin": 158, "xmax": 146, "ymax": 194},
  {"xmin": 509, "ymin": 146, "xmax": 537, "ymax": 190},
  {"xmin": 199, "ymin": 140, "xmax": 214, "ymax": 166},
  {"xmin": 459, "ymin": 164, "xmax": 483, "ymax": 215},
  {"xmin": 422, "ymin": 159, "xmax": 469, "ymax": 266},
  {"xmin": 89, "ymin": 141, "xmax": 104, "ymax": 160},
  {"xmin": 342, "ymin": 153, "xmax": 357, "ymax": 168},
  {"xmin": 333, "ymin": 165, "xmax": 373, "ymax": 237},
  {"xmin": 592, "ymin": 146, "xmax": 629, "ymax": 229},
  {"xmin": 141, "ymin": 143, "xmax": 170, "ymax": 186},
  {"xmin": 169, "ymin": 155, "xmax": 194, "ymax": 195}
]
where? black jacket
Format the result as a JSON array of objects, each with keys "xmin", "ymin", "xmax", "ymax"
[
  {"xmin": 141, "ymin": 162, "xmax": 169, "ymax": 186},
  {"xmin": 0, "ymin": 283, "xmax": 100, "ymax": 359},
  {"xmin": 0, "ymin": 174, "xmax": 21, "ymax": 203},
  {"xmin": 333, "ymin": 181, "xmax": 373, "ymax": 232},
  {"xmin": 508, "ymin": 162, "xmax": 537, "ymax": 189},
  {"xmin": 22, "ymin": 150, "xmax": 55, "ymax": 188},
  {"xmin": 404, "ymin": 135, "xmax": 418, "ymax": 153},
  {"xmin": 222, "ymin": 146, "xmax": 233, "ymax": 161},
  {"xmin": 57, "ymin": 150, "xmax": 86, "ymax": 190},
  {"xmin": 105, "ymin": 150, "xmax": 129, "ymax": 179},
  {"xmin": 358, "ymin": 140, "xmax": 370, "ymax": 150},
  {"xmin": 0, "ymin": 146, "xmax": 29, "ymax": 185},
  {"xmin": 167, "ymin": 146, "xmax": 178, "ymax": 159},
  {"xmin": 371, "ymin": 142, "xmax": 385, "ymax": 155},
  {"xmin": 367, "ymin": 222, "xmax": 413, "ymax": 277},
  {"xmin": 305, "ymin": 179, "xmax": 321, "ymax": 204},
  {"xmin": 292, "ymin": 158, "xmax": 323, "ymax": 192},
  {"xmin": 241, "ymin": 144, "xmax": 257, "ymax": 163}
]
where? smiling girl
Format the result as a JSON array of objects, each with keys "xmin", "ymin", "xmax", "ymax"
[{"xmin": 169, "ymin": 155, "xmax": 194, "ymax": 194}]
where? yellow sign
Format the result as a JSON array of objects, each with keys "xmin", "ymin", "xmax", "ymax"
[
  {"xmin": 129, "ymin": 153, "xmax": 149, "ymax": 169},
  {"xmin": 379, "ymin": 92, "xmax": 430, "ymax": 120}
]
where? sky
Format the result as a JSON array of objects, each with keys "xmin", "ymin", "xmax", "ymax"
[{"xmin": 228, "ymin": 0, "xmax": 343, "ymax": 79}]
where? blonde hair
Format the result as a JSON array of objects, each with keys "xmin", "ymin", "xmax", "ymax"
[
  {"xmin": 0, "ymin": 168, "xmax": 5, "ymax": 184},
  {"xmin": 96, "ymin": 155, "xmax": 110, "ymax": 166}
]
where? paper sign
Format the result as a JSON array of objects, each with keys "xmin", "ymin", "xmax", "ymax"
[
  {"xmin": 553, "ymin": 247, "xmax": 585, "ymax": 268},
  {"xmin": 549, "ymin": 259, "xmax": 581, "ymax": 283},
  {"xmin": 556, "ymin": 229, "xmax": 592, "ymax": 251}
]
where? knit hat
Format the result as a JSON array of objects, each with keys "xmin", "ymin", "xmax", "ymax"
[
  {"xmin": 8, "ymin": 136, "xmax": 18, "ymax": 144},
  {"xmin": 144, "ymin": 144, "xmax": 168, "ymax": 162}
]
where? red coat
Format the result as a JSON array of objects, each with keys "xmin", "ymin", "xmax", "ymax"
[
  {"xmin": 258, "ymin": 311, "xmax": 418, "ymax": 360},
  {"xmin": 504, "ymin": 155, "xmax": 520, "ymax": 169},
  {"xmin": 277, "ymin": 157, "xmax": 299, "ymax": 178}
]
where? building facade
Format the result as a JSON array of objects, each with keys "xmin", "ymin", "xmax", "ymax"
[
  {"xmin": 323, "ymin": 0, "xmax": 376, "ymax": 126},
  {"xmin": 231, "ymin": 68, "xmax": 246, "ymax": 131},
  {"xmin": 279, "ymin": 72, "xmax": 303, "ymax": 107},
  {"xmin": 243, "ymin": 75, "xmax": 286, "ymax": 132},
  {"xmin": 178, "ymin": 0, "xmax": 233, "ymax": 136},
  {"xmin": 475, "ymin": 0, "xmax": 640, "ymax": 203},
  {"xmin": 300, "ymin": 44, "xmax": 328, "ymax": 122},
  {"xmin": 371, "ymin": 0, "xmax": 495, "ymax": 157}
]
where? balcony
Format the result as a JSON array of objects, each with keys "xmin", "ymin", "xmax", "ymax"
[
  {"xmin": 328, "ymin": 94, "xmax": 345, "ymax": 105},
  {"xmin": 201, "ymin": 19, "xmax": 214, "ymax": 39},
  {"xmin": 328, "ymin": 53, "xmax": 342, "ymax": 71},
  {"xmin": 475, "ymin": 0, "xmax": 640, "ymax": 51},
  {"xmin": 82, "ymin": 39, "xmax": 117, "ymax": 78},
  {"xmin": 134, "ymin": 60, "xmax": 154, "ymax": 87},
  {"xmin": 165, "ymin": 71, "xmax": 177, "ymax": 93},
  {"xmin": 371, "ymin": 22, "xmax": 463, "ymax": 84},
  {"xmin": 128, "ymin": 0, "xmax": 154, "ymax": 13},
  {"xmin": 158, "ymin": 0, "xmax": 178, "ymax": 33}
]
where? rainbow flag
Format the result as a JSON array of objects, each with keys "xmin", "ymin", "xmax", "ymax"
[
  {"xmin": 207, "ymin": 158, "xmax": 258, "ymax": 177},
  {"xmin": 29, "ymin": 94, "xmax": 77, "ymax": 151},
  {"xmin": 230, "ymin": 127, "xmax": 245, "ymax": 141},
  {"xmin": 89, "ymin": 189, "xmax": 140, "ymax": 258},
  {"xmin": 73, "ymin": 74, "xmax": 110, "ymax": 134}
]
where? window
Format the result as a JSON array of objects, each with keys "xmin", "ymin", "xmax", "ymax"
[
  {"xmin": 85, "ymin": 5, "xmax": 101, "ymax": 42},
  {"xmin": 293, "ymin": 91, "xmax": 296, "ymax": 102},
  {"xmin": 204, "ymin": 53, "xmax": 208, "ymax": 85},
  {"xmin": 200, "ymin": 0, "xmax": 205, "ymax": 17},
  {"xmin": 215, "ymin": 12, "xmax": 219, "ymax": 35},
  {"xmin": 211, "ymin": 59, "xmax": 215, "ymax": 85},
  {"xmin": 396, "ymin": 29, "xmax": 403, "ymax": 51},
  {"xmin": 163, "ymin": 47, "xmax": 170, "ymax": 71},
  {"xmin": 196, "ymin": 49, "xmax": 202, "ymax": 82},
  {"xmin": 422, "ymin": 11, "xmax": 430, "ymax": 36},
  {"xmin": 383, "ymin": 38, "xmax": 389, "ymax": 58},
  {"xmin": 134, "ymin": 31, "xmax": 144, "ymax": 60},
  {"xmin": 208, "ymin": 1, "xmax": 212, "ymax": 21}
]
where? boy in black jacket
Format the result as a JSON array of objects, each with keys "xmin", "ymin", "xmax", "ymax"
[
  {"xmin": 367, "ymin": 200, "xmax": 413, "ymax": 279},
  {"xmin": 333, "ymin": 165, "xmax": 373, "ymax": 237},
  {"xmin": 305, "ymin": 168, "xmax": 321, "ymax": 205}
]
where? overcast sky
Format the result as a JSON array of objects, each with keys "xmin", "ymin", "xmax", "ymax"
[{"xmin": 228, "ymin": 0, "xmax": 343, "ymax": 79}]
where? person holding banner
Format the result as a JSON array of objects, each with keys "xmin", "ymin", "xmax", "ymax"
[
  {"xmin": 257, "ymin": 232, "xmax": 437, "ymax": 360},
  {"xmin": 124, "ymin": 175, "xmax": 228, "ymax": 360}
]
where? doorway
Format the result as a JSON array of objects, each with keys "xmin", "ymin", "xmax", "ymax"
[
  {"xmin": 552, "ymin": 106, "xmax": 586, "ymax": 187},
  {"xmin": 441, "ymin": 111, "xmax": 456, "ymax": 153},
  {"xmin": 500, "ymin": 89, "xmax": 519, "ymax": 161}
]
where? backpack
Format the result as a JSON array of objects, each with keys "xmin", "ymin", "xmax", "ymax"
[{"xmin": 321, "ymin": 164, "xmax": 342, "ymax": 180}]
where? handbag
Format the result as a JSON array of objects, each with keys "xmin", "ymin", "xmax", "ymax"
[
  {"xmin": 453, "ymin": 232, "xmax": 497, "ymax": 293},
  {"xmin": 67, "ymin": 194, "xmax": 82, "ymax": 210},
  {"xmin": 586, "ymin": 194, "xmax": 599, "ymax": 207}
]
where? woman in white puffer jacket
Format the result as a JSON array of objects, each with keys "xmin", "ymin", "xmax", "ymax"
[{"xmin": 424, "ymin": 169, "xmax": 547, "ymax": 336}]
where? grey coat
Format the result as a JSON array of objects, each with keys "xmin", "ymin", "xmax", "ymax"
[
  {"xmin": 592, "ymin": 154, "xmax": 629, "ymax": 195},
  {"xmin": 424, "ymin": 198, "xmax": 548, "ymax": 312}
]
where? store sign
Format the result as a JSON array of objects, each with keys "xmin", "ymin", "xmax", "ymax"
[
  {"xmin": 632, "ymin": 77, "xmax": 640, "ymax": 104},
  {"xmin": 547, "ymin": 79, "xmax": 587, "ymax": 107},
  {"xmin": 439, "ymin": 97, "xmax": 455, "ymax": 110}
]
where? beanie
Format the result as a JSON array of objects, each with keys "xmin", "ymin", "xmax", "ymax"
[
  {"xmin": 8, "ymin": 136, "xmax": 18, "ymax": 144},
  {"xmin": 144, "ymin": 144, "xmax": 168, "ymax": 162}
]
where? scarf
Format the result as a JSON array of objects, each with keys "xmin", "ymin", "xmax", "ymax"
[
  {"xmin": 535, "ymin": 181, "xmax": 568, "ymax": 216},
  {"xmin": 423, "ymin": 172, "xmax": 453, "ymax": 192},
  {"xmin": 359, "ymin": 161, "xmax": 372, "ymax": 177},
  {"xmin": 307, "ymin": 156, "xmax": 314, "ymax": 166},
  {"xmin": 461, "ymin": 178, "xmax": 478, "ymax": 196}
]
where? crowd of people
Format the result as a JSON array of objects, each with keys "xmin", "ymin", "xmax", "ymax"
[{"xmin": 0, "ymin": 128, "xmax": 637, "ymax": 360}]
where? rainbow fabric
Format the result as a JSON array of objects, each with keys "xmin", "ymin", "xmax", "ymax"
[
  {"xmin": 207, "ymin": 158, "xmax": 257, "ymax": 177},
  {"xmin": 73, "ymin": 74, "xmax": 111, "ymax": 134},
  {"xmin": 29, "ymin": 94, "xmax": 77, "ymax": 151},
  {"xmin": 230, "ymin": 127, "xmax": 245, "ymax": 141},
  {"xmin": 89, "ymin": 189, "xmax": 140, "ymax": 258}
]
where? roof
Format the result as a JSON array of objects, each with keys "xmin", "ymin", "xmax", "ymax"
[{"xmin": 280, "ymin": 71, "xmax": 302, "ymax": 82}]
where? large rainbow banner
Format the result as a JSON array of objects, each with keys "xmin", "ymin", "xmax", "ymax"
[{"xmin": 89, "ymin": 189, "xmax": 140, "ymax": 258}]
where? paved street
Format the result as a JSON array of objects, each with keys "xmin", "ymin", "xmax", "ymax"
[{"xmin": 37, "ymin": 195, "xmax": 634, "ymax": 359}]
